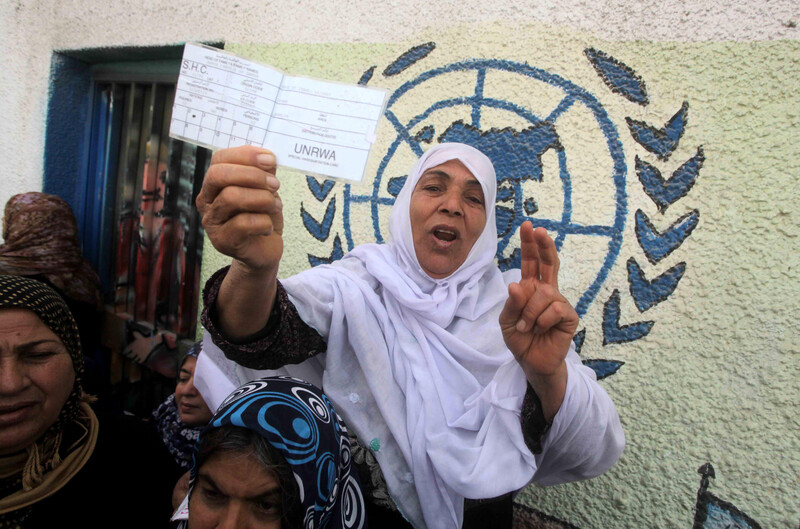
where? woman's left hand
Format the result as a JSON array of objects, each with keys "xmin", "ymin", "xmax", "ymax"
[{"xmin": 499, "ymin": 221, "xmax": 579, "ymax": 419}]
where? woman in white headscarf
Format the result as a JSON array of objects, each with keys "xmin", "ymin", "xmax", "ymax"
[{"xmin": 195, "ymin": 143, "xmax": 624, "ymax": 529}]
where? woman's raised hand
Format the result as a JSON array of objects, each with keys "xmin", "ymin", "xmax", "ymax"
[
  {"xmin": 499, "ymin": 221, "xmax": 579, "ymax": 419},
  {"xmin": 195, "ymin": 146, "xmax": 284, "ymax": 273},
  {"xmin": 196, "ymin": 146, "xmax": 283, "ymax": 338}
]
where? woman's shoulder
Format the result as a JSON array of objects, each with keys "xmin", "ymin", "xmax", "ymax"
[
  {"xmin": 25, "ymin": 412, "xmax": 179, "ymax": 527},
  {"xmin": 93, "ymin": 411, "xmax": 180, "ymax": 472}
]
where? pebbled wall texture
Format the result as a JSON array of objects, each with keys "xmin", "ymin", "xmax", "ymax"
[{"xmin": 1, "ymin": 1, "xmax": 798, "ymax": 527}]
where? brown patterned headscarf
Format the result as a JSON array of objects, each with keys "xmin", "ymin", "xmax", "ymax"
[
  {"xmin": 0, "ymin": 275, "xmax": 95, "ymax": 491},
  {"xmin": 0, "ymin": 193, "xmax": 101, "ymax": 308}
]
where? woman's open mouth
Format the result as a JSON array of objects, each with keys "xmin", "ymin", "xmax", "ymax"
[
  {"xmin": 431, "ymin": 225, "xmax": 460, "ymax": 247},
  {"xmin": 433, "ymin": 229, "xmax": 457, "ymax": 242}
]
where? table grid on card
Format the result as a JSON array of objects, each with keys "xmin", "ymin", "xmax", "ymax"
[
  {"xmin": 170, "ymin": 47, "xmax": 281, "ymax": 150},
  {"xmin": 171, "ymin": 105, "xmax": 270, "ymax": 149}
]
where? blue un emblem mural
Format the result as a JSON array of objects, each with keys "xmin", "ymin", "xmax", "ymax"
[
  {"xmin": 346, "ymin": 53, "xmax": 627, "ymax": 320},
  {"xmin": 302, "ymin": 43, "xmax": 704, "ymax": 383}
]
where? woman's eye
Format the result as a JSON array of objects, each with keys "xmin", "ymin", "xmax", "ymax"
[
  {"xmin": 201, "ymin": 487, "xmax": 224, "ymax": 502},
  {"xmin": 255, "ymin": 500, "xmax": 281, "ymax": 518},
  {"xmin": 23, "ymin": 351, "xmax": 58, "ymax": 362},
  {"xmin": 467, "ymin": 196, "xmax": 484, "ymax": 205}
]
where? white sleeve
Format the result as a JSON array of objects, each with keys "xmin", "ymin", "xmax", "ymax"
[
  {"xmin": 195, "ymin": 331, "xmax": 326, "ymax": 413},
  {"xmin": 531, "ymin": 344, "xmax": 625, "ymax": 485}
]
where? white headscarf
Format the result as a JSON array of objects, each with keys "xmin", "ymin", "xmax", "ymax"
[{"xmin": 280, "ymin": 143, "xmax": 538, "ymax": 528}]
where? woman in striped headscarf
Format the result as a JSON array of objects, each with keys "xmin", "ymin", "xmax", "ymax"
[{"xmin": 0, "ymin": 275, "xmax": 177, "ymax": 528}]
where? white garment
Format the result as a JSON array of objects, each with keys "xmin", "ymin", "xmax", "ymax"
[{"xmin": 195, "ymin": 143, "xmax": 624, "ymax": 529}]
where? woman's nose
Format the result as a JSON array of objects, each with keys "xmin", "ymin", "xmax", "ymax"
[
  {"xmin": 0, "ymin": 359, "xmax": 27, "ymax": 395},
  {"xmin": 216, "ymin": 503, "xmax": 248, "ymax": 529},
  {"xmin": 184, "ymin": 380, "xmax": 199, "ymax": 396},
  {"xmin": 439, "ymin": 190, "xmax": 463, "ymax": 216}
]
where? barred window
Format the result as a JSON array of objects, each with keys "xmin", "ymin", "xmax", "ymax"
[{"xmin": 44, "ymin": 46, "xmax": 220, "ymax": 416}]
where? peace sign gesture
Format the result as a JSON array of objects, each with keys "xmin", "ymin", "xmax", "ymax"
[{"xmin": 499, "ymin": 221, "xmax": 579, "ymax": 419}]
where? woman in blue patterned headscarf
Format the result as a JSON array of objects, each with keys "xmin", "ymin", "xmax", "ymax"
[{"xmin": 174, "ymin": 376, "xmax": 367, "ymax": 529}]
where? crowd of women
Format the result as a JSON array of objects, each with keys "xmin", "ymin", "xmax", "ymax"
[{"xmin": 0, "ymin": 141, "xmax": 624, "ymax": 529}]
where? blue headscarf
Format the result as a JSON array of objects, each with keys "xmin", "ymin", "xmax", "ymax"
[{"xmin": 191, "ymin": 376, "xmax": 368, "ymax": 528}]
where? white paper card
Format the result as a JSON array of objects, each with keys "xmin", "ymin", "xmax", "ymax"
[
  {"xmin": 170, "ymin": 43, "xmax": 387, "ymax": 183},
  {"xmin": 171, "ymin": 492, "xmax": 189, "ymax": 521}
]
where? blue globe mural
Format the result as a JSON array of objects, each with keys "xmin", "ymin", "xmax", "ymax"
[{"xmin": 343, "ymin": 59, "xmax": 627, "ymax": 317}]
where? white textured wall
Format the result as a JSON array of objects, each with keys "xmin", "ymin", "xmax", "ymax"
[
  {"xmin": 1, "ymin": 2, "xmax": 798, "ymax": 528},
  {"xmin": 1, "ymin": 0, "xmax": 797, "ymax": 212}
]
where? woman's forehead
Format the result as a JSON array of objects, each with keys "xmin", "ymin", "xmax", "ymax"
[
  {"xmin": 0, "ymin": 308, "xmax": 66, "ymax": 357},
  {"xmin": 181, "ymin": 355, "xmax": 198, "ymax": 372},
  {"xmin": 422, "ymin": 158, "xmax": 471, "ymax": 175}
]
